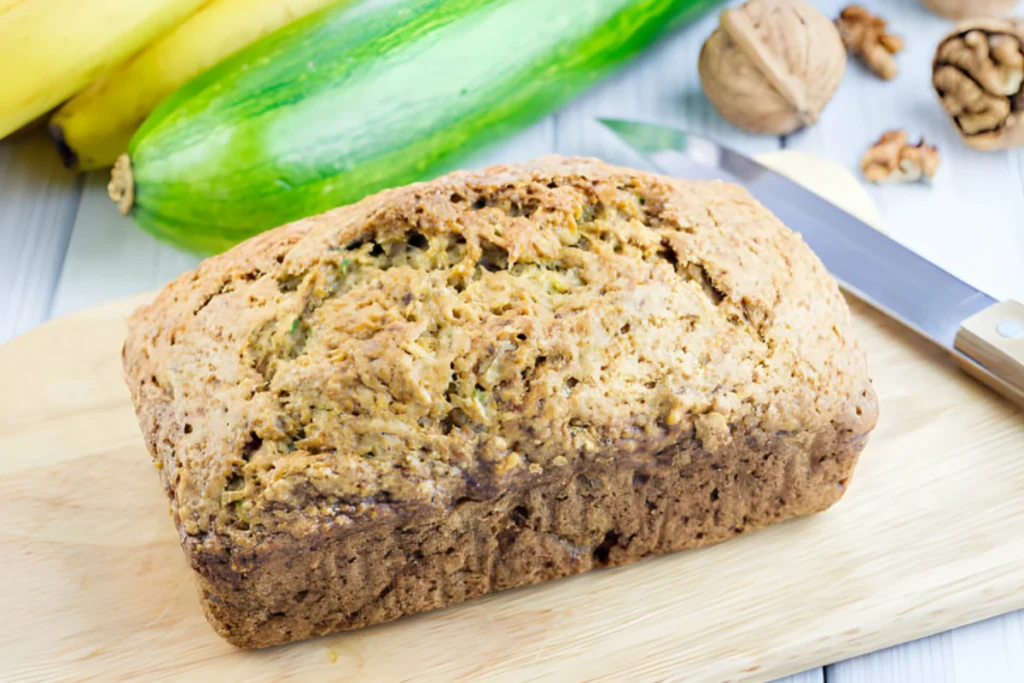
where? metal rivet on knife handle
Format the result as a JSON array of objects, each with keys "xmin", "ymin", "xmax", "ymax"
[
  {"xmin": 995, "ymin": 320, "xmax": 1024, "ymax": 339},
  {"xmin": 954, "ymin": 300, "xmax": 1024, "ymax": 408}
]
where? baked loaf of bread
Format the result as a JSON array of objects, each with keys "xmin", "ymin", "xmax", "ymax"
[{"xmin": 123, "ymin": 156, "xmax": 878, "ymax": 648}]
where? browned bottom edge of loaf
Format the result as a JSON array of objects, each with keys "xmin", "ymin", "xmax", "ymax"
[{"xmin": 188, "ymin": 421, "xmax": 871, "ymax": 649}]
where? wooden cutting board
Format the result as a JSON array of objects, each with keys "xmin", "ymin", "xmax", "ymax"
[{"xmin": 2, "ymin": 158, "xmax": 1023, "ymax": 683}]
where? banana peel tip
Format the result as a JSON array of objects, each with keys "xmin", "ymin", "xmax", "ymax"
[{"xmin": 48, "ymin": 122, "xmax": 79, "ymax": 170}]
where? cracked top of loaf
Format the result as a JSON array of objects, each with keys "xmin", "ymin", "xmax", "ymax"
[{"xmin": 123, "ymin": 155, "xmax": 871, "ymax": 542}]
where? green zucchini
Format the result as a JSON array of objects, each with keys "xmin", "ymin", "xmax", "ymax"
[{"xmin": 112, "ymin": 0, "xmax": 722, "ymax": 254}]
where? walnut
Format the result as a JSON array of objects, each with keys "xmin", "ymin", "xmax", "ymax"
[
  {"xmin": 699, "ymin": 0, "xmax": 846, "ymax": 135},
  {"xmin": 922, "ymin": 0, "xmax": 1019, "ymax": 20},
  {"xmin": 861, "ymin": 130, "xmax": 941, "ymax": 183},
  {"xmin": 932, "ymin": 19, "xmax": 1024, "ymax": 150},
  {"xmin": 836, "ymin": 5, "xmax": 904, "ymax": 80}
]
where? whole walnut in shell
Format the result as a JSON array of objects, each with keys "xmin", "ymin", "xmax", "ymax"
[
  {"xmin": 932, "ymin": 19, "xmax": 1024, "ymax": 150},
  {"xmin": 922, "ymin": 0, "xmax": 1019, "ymax": 20},
  {"xmin": 699, "ymin": 0, "xmax": 847, "ymax": 135}
]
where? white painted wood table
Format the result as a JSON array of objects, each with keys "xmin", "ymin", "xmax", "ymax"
[{"xmin": 2, "ymin": 1, "xmax": 1022, "ymax": 681}]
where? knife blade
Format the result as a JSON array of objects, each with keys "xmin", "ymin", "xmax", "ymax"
[{"xmin": 598, "ymin": 117, "xmax": 1024, "ymax": 408}]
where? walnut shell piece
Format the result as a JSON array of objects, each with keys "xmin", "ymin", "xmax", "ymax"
[
  {"xmin": 698, "ymin": 0, "xmax": 847, "ymax": 135},
  {"xmin": 836, "ymin": 5, "xmax": 904, "ymax": 80},
  {"xmin": 861, "ymin": 130, "xmax": 941, "ymax": 183},
  {"xmin": 922, "ymin": 0, "xmax": 1019, "ymax": 20},
  {"xmin": 932, "ymin": 20, "xmax": 1024, "ymax": 150}
]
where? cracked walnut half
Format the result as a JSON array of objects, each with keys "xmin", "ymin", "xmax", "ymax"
[{"xmin": 933, "ymin": 19, "xmax": 1024, "ymax": 150}]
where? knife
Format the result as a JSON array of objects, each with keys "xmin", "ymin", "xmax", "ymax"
[{"xmin": 598, "ymin": 117, "xmax": 1024, "ymax": 408}]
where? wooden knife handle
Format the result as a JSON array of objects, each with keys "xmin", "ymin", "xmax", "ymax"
[{"xmin": 954, "ymin": 299, "xmax": 1024, "ymax": 408}]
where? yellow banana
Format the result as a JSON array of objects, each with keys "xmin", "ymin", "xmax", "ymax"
[
  {"xmin": 0, "ymin": 0, "xmax": 209, "ymax": 140},
  {"xmin": 49, "ymin": 0, "xmax": 347, "ymax": 170}
]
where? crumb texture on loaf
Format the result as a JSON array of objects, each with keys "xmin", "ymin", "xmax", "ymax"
[
  {"xmin": 123, "ymin": 155, "xmax": 873, "ymax": 547},
  {"xmin": 123, "ymin": 155, "xmax": 878, "ymax": 647}
]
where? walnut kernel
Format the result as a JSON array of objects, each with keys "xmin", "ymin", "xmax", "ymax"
[
  {"xmin": 836, "ymin": 5, "xmax": 904, "ymax": 80},
  {"xmin": 861, "ymin": 130, "xmax": 941, "ymax": 184}
]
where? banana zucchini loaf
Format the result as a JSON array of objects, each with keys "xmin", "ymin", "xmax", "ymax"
[{"xmin": 122, "ymin": 155, "xmax": 878, "ymax": 649}]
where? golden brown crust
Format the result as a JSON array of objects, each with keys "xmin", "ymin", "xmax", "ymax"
[{"xmin": 122, "ymin": 155, "xmax": 877, "ymax": 647}]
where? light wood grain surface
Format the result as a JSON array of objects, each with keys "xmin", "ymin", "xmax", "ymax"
[
  {"xmin": 2, "ymin": 291, "xmax": 1024, "ymax": 682},
  {"xmin": 1, "ymin": 0, "xmax": 1023, "ymax": 680}
]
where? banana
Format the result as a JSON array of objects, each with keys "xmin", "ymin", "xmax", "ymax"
[
  {"xmin": 49, "ymin": 0, "xmax": 347, "ymax": 171},
  {"xmin": 0, "ymin": 0, "xmax": 209, "ymax": 141}
]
